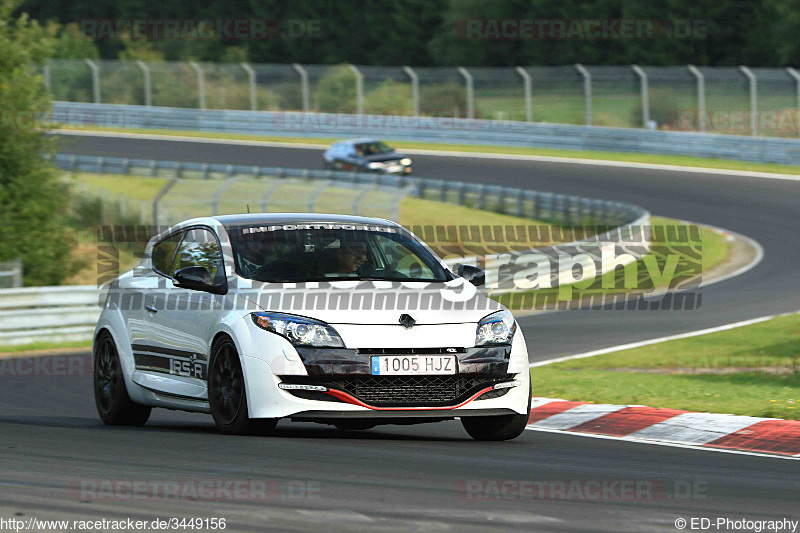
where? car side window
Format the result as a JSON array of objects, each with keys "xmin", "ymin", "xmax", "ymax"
[
  {"xmin": 170, "ymin": 228, "xmax": 224, "ymax": 280},
  {"xmin": 151, "ymin": 232, "xmax": 183, "ymax": 276}
]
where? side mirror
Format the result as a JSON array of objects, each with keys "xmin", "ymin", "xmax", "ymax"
[
  {"xmin": 456, "ymin": 264, "xmax": 485, "ymax": 287},
  {"xmin": 174, "ymin": 266, "xmax": 226, "ymax": 294}
]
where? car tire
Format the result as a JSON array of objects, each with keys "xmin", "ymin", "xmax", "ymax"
[
  {"xmin": 460, "ymin": 382, "xmax": 531, "ymax": 441},
  {"xmin": 209, "ymin": 337, "xmax": 277, "ymax": 436},
  {"xmin": 93, "ymin": 331, "xmax": 152, "ymax": 426}
]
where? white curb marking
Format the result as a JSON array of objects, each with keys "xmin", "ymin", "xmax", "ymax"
[
  {"xmin": 628, "ymin": 412, "xmax": 769, "ymax": 446},
  {"xmin": 531, "ymin": 404, "xmax": 627, "ymax": 430}
]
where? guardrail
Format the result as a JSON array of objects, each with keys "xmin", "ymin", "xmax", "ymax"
[
  {"xmin": 0, "ymin": 155, "xmax": 650, "ymax": 346},
  {"xmin": 0, "ymin": 259, "xmax": 23, "ymax": 289},
  {"xmin": 0, "ymin": 286, "xmax": 102, "ymax": 345},
  {"xmin": 52, "ymin": 102, "xmax": 800, "ymax": 165},
  {"xmin": 52, "ymin": 153, "xmax": 644, "ymax": 228}
]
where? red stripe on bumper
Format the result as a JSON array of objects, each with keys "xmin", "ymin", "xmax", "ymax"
[
  {"xmin": 324, "ymin": 387, "xmax": 494, "ymax": 411},
  {"xmin": 527, "ymin": 401, "xmax": 587, "ymax": 424},
  {"xmin": 568, "ymin": 406, "xmax": 689, "ymax": 436},
  {"xmin": 705, "ymin": 419, "xmax": 800, "ymax": 456}
]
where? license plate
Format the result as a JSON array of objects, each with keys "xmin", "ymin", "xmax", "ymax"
[{"xmin": 371, "ymin": 355, "xmax": 456, "ymax": 375}]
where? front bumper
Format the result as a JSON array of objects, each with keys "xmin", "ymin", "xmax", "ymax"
[{"xmin": 242, "ymin": 354, "xmax": 530, "ymax": 420}]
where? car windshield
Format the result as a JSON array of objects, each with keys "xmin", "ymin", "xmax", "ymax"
[
  {"xmin": 354, "ymin": 141, "xmax": 393, "ymax": 156},
  {"xmin": 227, "ymin": 224, "xmax": 453, "ymax": 283}
]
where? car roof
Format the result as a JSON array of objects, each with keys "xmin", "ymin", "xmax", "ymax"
[
  {"xmin": 339, "ymin": 138, "xmax": 384, "ymax": 145},
  {"xmin": 213, "ymin": 213, "xmax": 400, "ymax": 228}
]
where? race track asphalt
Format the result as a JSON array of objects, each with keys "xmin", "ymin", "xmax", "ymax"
[{"xmin": 1, "ymin": 133, "xmax": 796, "ymax": 532}]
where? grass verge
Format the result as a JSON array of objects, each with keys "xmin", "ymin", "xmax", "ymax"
[
  {"xmin": 530, "ymin": 313, "xmax": 800, "ymax": 420},
  {"xmin": 0, "ymin": 340, "xmax": 92, "ymax": 356},
  {"xmin": 59, "ymin": 125, "xmax": 800, "ymax": 176},
  {"xmin": 496, "ymin": 216, "xmax": 729, "ymax": 310},
  {"xmin": 65, "ymin": 172, "xmax": 578, "ymax": 284}
]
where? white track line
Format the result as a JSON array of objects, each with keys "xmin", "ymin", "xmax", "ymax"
[
  {"xmin": 664, "ymin": 220, "xmax": 765, "ymax": 288},
  {"xmin": 524, "ymin": 426, "xmax": 799, "ymax": 461},
  {"xmin": 55, "ymin": 129, "xmax": 800, "ymax": 181}
]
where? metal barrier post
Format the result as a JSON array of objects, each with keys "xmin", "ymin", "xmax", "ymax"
[
  {"xmin": 260, "ymin": 181, "xmax": 283, "ymax": 212},
  {"xmin": 788, "ymin": 68, "xmax": 800, "ymax": 139},
  {"xmin": 84, "ymin": 59, "xmax": 101, "ymax": 104},
  {"xmin": 352, "ymin": 186, "xmax": 373, "ymax": 215},
  {"xmin": 211, "ymin": 177, "xmax": 240, "ymax": 215},
  {"xmin": 349, "ymin": 65, "xmax": 364, "ymax": 115},
  {"xmin": 392, "ymin": 186, "xmax": 415, "ymax": 222},
  {"xmin": 575, "ymin": 64, "xmax": 592, "ymax": 126},
  {"xmin": 12, "ymin": 258, "xmax": 22, "ymax": 288},
  {"xmin": 293, "ymin": 64, "xmax": 310, "ymax": 112},
  {"xmin": 189, "ymin": 61, "xmax": 206, "ymax": 109},
  {"xmin": 136, "ymin": 60, "xmax": 152, "ymax": 106},
  {"xmin": 688, "ymin": 65, "xmax": 706, "ymax": 132},
  {"xmin": 308, "ymin": 181, "xmax": 330, "ymax": 212},
  {"xmin": 739, "ymin": 66, "xmax": 758, "ymax": 136},
  {"xmin": 457, "ymin": 67, "xmax": 474, "ymax": 119},
  {"xmin": 241, "ymin": 62, "xmax": 257, "ymax": 111},
  {"xmin": 515, "ymin": 67, "xmax": 533, "ymax": 122},
  {"xmin": 403, "ymin": 66, "xmax": 420, "ymax": 117},
  {"xmin": 152, "ymin": 177, "xmax": 179, "ymax": 226},
  {"xmin": 632, "ymin": 65, "xmax": 649, "ymax": 127}
]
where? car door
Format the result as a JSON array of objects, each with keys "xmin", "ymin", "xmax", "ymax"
[
  {"xmin": 334, "ymin": 144, "xmax": 360, "ymax": 170},
  {"xmin": 137, "ymin": 226, "xmax": 227, "ymax": 398}
]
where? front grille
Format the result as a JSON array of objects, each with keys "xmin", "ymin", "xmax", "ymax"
[
  {"xmin": 281, "ymin": 374, "xmax": 512, "ymax": 407},
  {"xmin": 357, "ymin": 347, "xmax": 465, "ymax": 355}
]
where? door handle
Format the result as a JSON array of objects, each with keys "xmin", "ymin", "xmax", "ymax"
[{"xmin": 145, "ymin": 304, "xmax": 159, "ymax": 314}]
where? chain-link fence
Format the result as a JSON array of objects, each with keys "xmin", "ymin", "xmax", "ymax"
[{"xmin": 42, "ymin": 60, "xmax": 800, "ymax": 137}]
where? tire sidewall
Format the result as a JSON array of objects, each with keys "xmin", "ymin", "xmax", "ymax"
[{"xmin": 208, "ymin": 337, "xmax": 253, "ymax": 434}]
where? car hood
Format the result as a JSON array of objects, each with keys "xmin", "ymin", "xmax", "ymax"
[
  {"xmin": 363, "ymin": 153, "xmax": 409, "ymax": 163},
  {"xmin": 236, "ymin": 279, "xmax": 503, "ymax": 325}
]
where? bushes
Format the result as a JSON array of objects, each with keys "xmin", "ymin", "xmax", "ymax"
[
  {"xmin": 0, "ymin": 0, "xmax": 82, "ymax": 286},
  {"xmin": 420, "ymin": 83, "xmax": 470, "ymax": 118},
  {"xmin": 364, "ymin": 80, "xmax": 413, "ymax": 115},
  {"xmin": 313, "ymin": 65, "xmax": 356, "ymax": 113},
  {"xmin": 632, "ymin": 88, "xmax": 681, "ymax": 130}
]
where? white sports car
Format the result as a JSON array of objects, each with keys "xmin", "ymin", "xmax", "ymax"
[{"xmin": 93, "ymin": 214, "xmax": 531, "ymax": 440}]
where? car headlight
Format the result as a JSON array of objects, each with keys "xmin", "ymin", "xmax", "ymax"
[
  {"xmin": 367, "ymin": 162, "xmax": 384, "ymax": 169},
  {"xmin": 251, "ymin": 312, "xmax": 345, "ymax": 348},
  {"xmin": 475, "ymin": 310, "xmax": 516, "ymax": 346},
  {"xmin": 400, "ymin": 158, "xmax": 412, "ymax": 165}
]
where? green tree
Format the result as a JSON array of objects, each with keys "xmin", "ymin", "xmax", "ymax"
[
  {"xmin": 0, "ymin": 0, "xmax": 80, "ymax": 285},
  {"xmin": 51, "ymin": 21, "xmax": 99, "ymax": 59}
]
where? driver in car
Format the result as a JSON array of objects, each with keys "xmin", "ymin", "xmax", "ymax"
[{"xmin": 334, "ymin": 242, "xmax": 367, "ymax": 273}]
